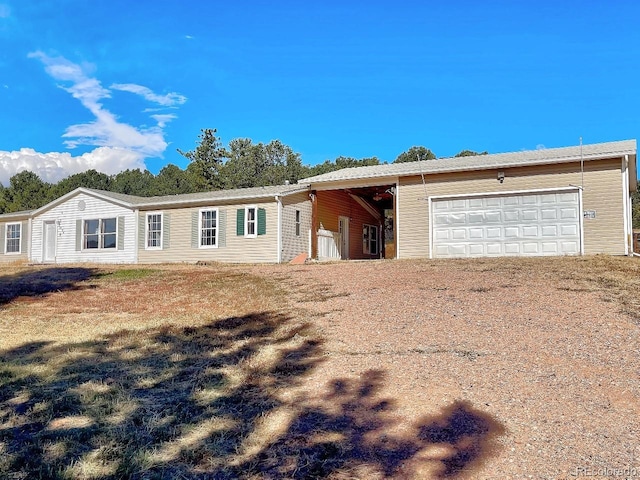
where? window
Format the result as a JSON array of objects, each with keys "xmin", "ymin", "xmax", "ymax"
[
  {"xmin": 200, "ymin": 209, "xmax": 218, "ymax": 247},
  {"xmin": 295, "ymin": 210, "xmax": 301, "ymax": 236},
  {"xmin": 5, "ymin": 223, "xmax": 21, "ymax": 254},
  {"xmin": 246, "ymin": 206, "xmax": 256, "ymax": 237},
  {"xmin": 83, "ymin": 218, "xmax": 116, "ymax": 249},
  {"xmin": 146, "ymin": 213, "xmax": 162, "ymax": 249},
  {"xmin": 363, "ymin": 224, "xmax": 379, "ymax": 256}
]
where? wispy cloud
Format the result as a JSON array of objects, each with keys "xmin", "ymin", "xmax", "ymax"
[{"xmin": 111, "ymin": 83, "xmax": 187, "ymax": 107}]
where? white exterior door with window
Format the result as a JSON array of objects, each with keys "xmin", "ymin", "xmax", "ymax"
[{"xmin": 43, "ymin": 221, "xmax": 56, "ymax": 262}]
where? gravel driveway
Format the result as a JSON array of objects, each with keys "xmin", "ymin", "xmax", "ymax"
[{"xmin": 248, "ymin": 257, "xmax": 640, "ymax": 479}]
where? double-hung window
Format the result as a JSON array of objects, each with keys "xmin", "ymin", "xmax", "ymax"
[
  {"xmin": 146, "ymin": 213, "xmax": 162, "ymax": 249},
  {"xmin": 5, "ymin": 223, "xmax": 21, "ymax": 254},
  {"xmin": 295, "ymin": 210, "xmax": 301, "ymax": 236},
  {"xmin": 245, "ymin": 206, "xmax": 257, "ymax": 237},
  {"xmin": 200, "ymin": 209, "xmax": 218, "ymax": 247},
  {"xmin": 84, "ymin": 218, "xmax": 116, "ymax": 249}
]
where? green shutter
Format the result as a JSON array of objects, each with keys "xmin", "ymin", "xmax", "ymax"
[
  {"xmin": 139, "ymin": 213, "xmax": 147, "ymax": 249},
  {"xmin": 163, "ymin": 213, "xmax": 170, "ymax": 249},
  {"xmin": 76, "ymin": 219, "xmax": 82, "ymax": 251},
  {"xmin": 0, "ymin": 224, "xmax": 5, "ymax": 253},
  {"xmin": 218, "ymin": 210, "xmax": 226, "ymax": 247},
  {"xmin": 257, "ymin": 208, "xmax": 266, "ymax": 236},
  {"xmin": 117, "ymin": 216, "xmax": 125, "ymax": 250},
  {"xmin": 236, "ymin": 208, "xmax": 245, "ymax": 236},
  {"xmin": 191, "ymin": 210, "xmax": 199, "ymax": 248},
  {"xmin": 21, "ymin": 221, "xmax": 28, "ymax": 254}
]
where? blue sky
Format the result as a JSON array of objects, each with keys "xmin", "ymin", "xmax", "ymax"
[{"xmin": 1, "ymin": 1, "xmax": 639, "ymax": 185}]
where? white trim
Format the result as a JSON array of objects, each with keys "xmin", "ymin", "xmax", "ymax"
[
  {"xmin": 395, "ymin": 180, "xmax": 401, "ymax": 259},
  {"xmin": 81, "ymin": 217, "xmax": 118, "ymax": 251},
  {"xmin": 244, "ymin": 205, "xmax": 257, "ymax": 238},
  {"xmin": 4, "ymin": 222, "xmax": 22, "ymax": 255},
  {"xmin": 276, "ymin": 196, "xmax": 282, "ymax": 263},
  {"xmin": 28, "ymin": 218, "xmax": 32, "ymax": 261},
  {"xmin": 578, "ymin": 188, "xmax": 585, "ymax": 255},
  {"xmin": 198, "ymin": 207, "xmax": 219, "ymax": 249},
  {"xmin": 622, "ymin": 156, "xmax": 630, "ymax": 255},
  {"xmin": 428, "ymin": 186, "xmax": 580, "ymax": 202},
  {"xmin": 428, "ymin": 196, "xmax": 433, "ymax": 259},
  {"xmin": 145, "ymin": 211, "xmax": 163, "ymax": 250},
  {"xmin": 134, "ymin": 209, "xmax": 139, "ymax": 263},
  {"xmin": 42, "ymin": 220, "xmax": 56, "ymax": 262}
]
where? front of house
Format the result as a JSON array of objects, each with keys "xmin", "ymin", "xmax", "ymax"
[{"xmin": 0, "ymin": 139, "xmax": 636, "ymax": 265}]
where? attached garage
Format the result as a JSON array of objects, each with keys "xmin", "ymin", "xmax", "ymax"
[
  {"xmin": 301, "ymin": 139, "xmax": 637, "ymax": 259},
  {"xmin": 430, "ymin": 189, "xmax": 581, "ymax": 258}
]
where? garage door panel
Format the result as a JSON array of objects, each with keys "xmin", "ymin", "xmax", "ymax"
[{"xmin": 432, "ymin": 190, "xmax": 581, "ymax": 258}]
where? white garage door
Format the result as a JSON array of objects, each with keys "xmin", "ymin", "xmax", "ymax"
[{"xmin": 431, "ymin": 190, "xmax": 581, "ymax": 258}]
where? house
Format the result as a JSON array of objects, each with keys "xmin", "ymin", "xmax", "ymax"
[
  {"xmin": 0, "ymin": 139, "xmax": 636, "ymax": 265},
  {"xmin": 300, "ymin": 139, "xmax": 637, "ymax": 259},
  {"xmin": 0, "ymin": 184, "xmax": 312, "ymax": 265}
]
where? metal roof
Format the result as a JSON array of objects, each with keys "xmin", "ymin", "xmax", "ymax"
[{"xmin": 300, "ymin": 140, "xmax": 637, "ymax": 184}]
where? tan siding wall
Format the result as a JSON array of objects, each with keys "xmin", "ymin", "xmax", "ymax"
[
  {"xmin": 137, "ymin": 200, "xmax": 279, "ymax": 264},
  {"xmin": 0, "ymin": 220, "xmax": 29, "ymax": 265},
  {"xmin": 397, "ymin": 159, "xmax": 625, "ymax": 258},
  {"xmin": 317, "ymin": 190, "xmax": 381, "ymax": 260},
  {"xmin": 281, "ymin": 192, "xmax": 312, "ymax": 262}
]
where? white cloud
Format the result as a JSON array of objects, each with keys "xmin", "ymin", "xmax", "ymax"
[
  {"xmin": 12, "ymin": 51, "xmax": 188, "ymax": 184},
  {"xmin": 111, "ymin": 83, "xmax": 187, "ymax": 107},
  {"xmin": 0, "ymin": 147, "xmax": 145, "ymax": 186}
]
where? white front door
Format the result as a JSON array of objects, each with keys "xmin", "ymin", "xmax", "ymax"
[
  {"xmin": 43, "ymin": 221, "xmax": 56, "ymax": 262},
  {"xmin": 338, "ymin": 216, "xmax": 349, "ymax": 259}
]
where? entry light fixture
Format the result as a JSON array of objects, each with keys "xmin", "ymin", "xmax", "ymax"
[{"xmin": 497, "ymin": 171, "xmax": 505, "ymax": 183}]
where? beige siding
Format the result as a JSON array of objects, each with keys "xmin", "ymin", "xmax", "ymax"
[
  {"xmin": 317, "ymin": 190, "xmax": 381, "ymax": 260},
  {"xmin": 397, "ymin": 159, "xmax": 625, "ymax": 258},
  {"xmin": 138, "ymin": 200, "xmax": 279, "ymax": 264},
  {"xmin": 281, "ymin": 192, "xmax": 311, "ymax": 262},
  {"xmin": 0, "ymin": 220, "xmax": 29, "ymax": 265}
]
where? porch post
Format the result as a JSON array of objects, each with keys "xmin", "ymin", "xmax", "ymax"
[{"xmin": 311, "ymin": 190, "xmax": 318, "ymax": 260}]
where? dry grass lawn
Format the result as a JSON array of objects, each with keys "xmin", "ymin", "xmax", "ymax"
[{"xmin": 0, "ymin": 256, "xmax": 639, "ymax": 479}]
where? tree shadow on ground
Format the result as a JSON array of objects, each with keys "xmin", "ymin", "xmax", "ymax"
[
  {"xmin": 0, "ymin": 267, "xmax": 97, "ymax": 306},
  {"xmin": 0, "ymin": 312, "xmax": 506, "ymax": 479}
]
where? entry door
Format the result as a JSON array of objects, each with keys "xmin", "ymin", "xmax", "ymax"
[
  {"xmin": 338, "ymin": 216, "xmax": 349, "ymax": 259},
  {"xmin": 43, "ymin": 221, "xmax": 56, "ymax": 262}
]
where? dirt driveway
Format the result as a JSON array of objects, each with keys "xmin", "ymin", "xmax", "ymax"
[{"xmin": 247, "ymin": 257, "xmax": 640, "ymax": 478}]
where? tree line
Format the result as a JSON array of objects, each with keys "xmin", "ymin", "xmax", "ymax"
[{"xmin": 0, "ymin": 128, "xmax": 486, "ymax": 214}]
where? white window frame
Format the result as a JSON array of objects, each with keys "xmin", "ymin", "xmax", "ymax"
[
  {"xmin": 145, "ymin": 212, "xmax": 163, "ymax": 250},
  {"xmin": 199, "ymin": 208, "xmax": 219, "ymax": 248},
  {"xmin": 245, "ymin": 206, "xmax": 257, "ymax": 238},
  {"xmin": 5, "ymin": 222, "xmax": 21, "ymax": 254},
  {"xmin": 295, "ymin": 210, "xmax": 301, "ymax": 237},
  {"xmin": 363, "ymin": 224, "xmax": 379, "ymax": 256},
  {"xmin": 83, "ymin": 218, "xmax": 117, "ymax": 250}
]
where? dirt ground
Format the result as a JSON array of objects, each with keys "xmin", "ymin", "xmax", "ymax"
[{"xmin": 1, "ymin": 256, "xmax": 639, "ymax": 479}]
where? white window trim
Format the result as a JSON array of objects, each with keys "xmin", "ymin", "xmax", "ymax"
[
  {"xmin": 198, "ymin": 207, "xmax": 219, "ymax": 249},
  {"xmin": 83, "ymin": 218, "xmax": 117, "ymax": 251},
  {"xmin": 145, "ymin": 212, "xmax": 163, "ymax": 250},
  {"xmin": 245, "ymin": 205, "xmax": 257, "ymax": 238},
  {"xmin": 5, "ymin": 222, "xmax": 21, "ymax": 255}
]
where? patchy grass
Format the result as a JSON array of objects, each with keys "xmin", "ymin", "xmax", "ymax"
[{"xmin": 0, "ymin": 264, "xmax": 505, "ymax": 479}]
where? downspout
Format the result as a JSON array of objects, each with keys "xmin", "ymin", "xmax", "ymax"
[{"xmin": 276, "ymin": 195, "xmax": 282, "ymax": 263}]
